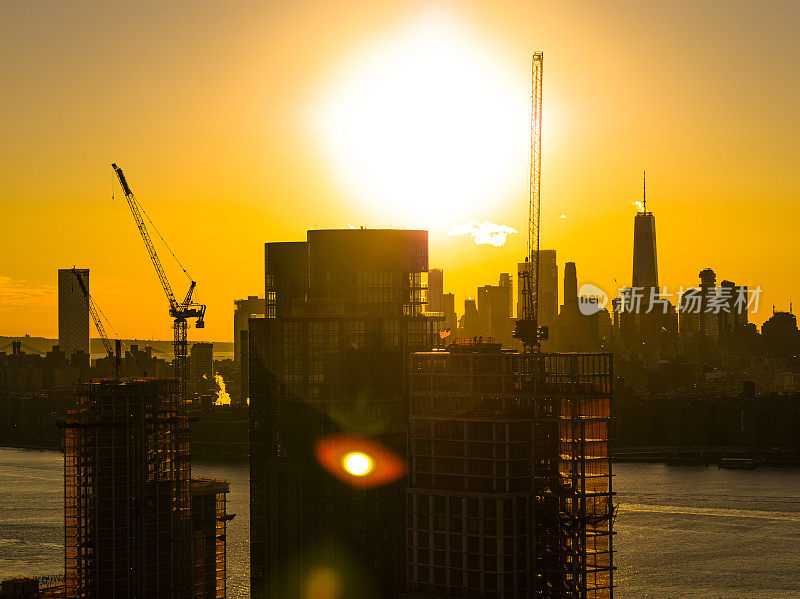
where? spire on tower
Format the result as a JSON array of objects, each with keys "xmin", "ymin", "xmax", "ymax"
[{"xmin": 643, "ymin": 170, "xmax": 646, "ymax": 213}]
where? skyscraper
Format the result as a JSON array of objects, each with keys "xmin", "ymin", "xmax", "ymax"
[
  {"xmin": 632, "ymin": 210, "xmax": 658, "ymax": 291},
  {"xmin": 235, "ymin": 296, "xmax": 266, "ymax": 405},
  {"xmin": 427, "ymin": 268, "xmax": 444, "ymax": 314},
  {"xmin": 517, "ymin": 250, "xmax": 557, "ymax": 329},
  {"xmin": 249, "ymin": 229, "xmax": 442, "ymax": 599},
  {"xmin": 553, "ymin": 262, "xmax": 599, "ymax": 352},
  {"xmin": 476, "ymin": 274, "xmax": 514, "ymax": 346},
  {"xmin": 442, "ymin": 292, "xmax": 457, "ymax": 332},
  {"xmin": 233, "ymin": 296, "xmax": 265, "ymax": 365},
  {"xmin": 629, "ymin": 187, "xmax": 662, "ymax": 356},
  {"xmin": 698, "ymin": 268, "xmax": 719, "ymax": 361},
  {"xmin": 406, "ymin": 345, "xmax": 614, "ymax": 598},
  {"xmin": 190, "ymin": 342, "xmax": 214, "ymax": 394},
  {"xmin": 58, "ymin": 268, "xmax": 90, "ymax": 366}
]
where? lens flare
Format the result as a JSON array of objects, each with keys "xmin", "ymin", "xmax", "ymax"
[
  {"xmin": 343, "ymin": 452, "xmax": 372, "ymax": 476},
  {"xmin": 315, "ymin": 435, "xmax": 405, "ymax": 488}
]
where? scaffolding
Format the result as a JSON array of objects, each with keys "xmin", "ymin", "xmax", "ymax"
[
  {"xmin": 191, "ymin": 478, "xmax": 231, "ymax": 599},
  {"xmin": 61, "ymin": 378, "xmax": 193, "ymax": 599},
  {"xmin": 407, "ymin": 348, "xmax": 614, "ymax": 599},
  {"xmin": 532, "ymin": 353, "xmax": 614, "ymax": 599}
]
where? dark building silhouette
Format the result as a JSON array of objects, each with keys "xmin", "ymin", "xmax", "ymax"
[
  {"xmin": 249, "ymin": 229, "xmax": 442, "ymax": 599},
  {"xmin": 406, "ymin": 345, "xmax": 614, "ymax": 598},
  {"xmin": 761, "ymin": 309, "xmax": 800, "ymax": 357},
  {"xmin": 459, "ymin": 298, "xmax": 480, "ymax": 339},
  {"xmin": 553, "ymin": 262, "xmax": 599, "ymax": 352},
  {"xmin": 234, "ymin": 296, "xmax": 265, "ymax": 366},
  {"xmin": 631, "ymin": 203, "xmax": 662, "ymax": 355},
  {"xmin": 632, "ymin": 207, "xmax": 658, "ymax": 291},
  {"xmin": 60, "ymin": 379, "xmax": 230, "ymax": 599},
  {"xmin": 427, "ymin": 268, "xmax": 444, "ymax": 314},
  {"xmin": 190, "ymin": 342, "xmax": 214, "ymax": 394},
  {"xmin": 717, "ymin": 281, "xmax": 748, "ymax": 334},
  {"xmin": 442, "ymin": 292, "xmax": 457, "ymax": 332},
  {"xmin": 476, "ymin": 274, "xmax": 514, "ymax": 347},
  {"xmin": 517, "ymin": 250, "xmax": 558, "ymax": 332},
  {"xmin": 58, "ymin": 269, "xmax": 90, "ymax": 367},
  {"xmin": 235, "ymin": 296, "xmax": 266, "ymax": 405}
]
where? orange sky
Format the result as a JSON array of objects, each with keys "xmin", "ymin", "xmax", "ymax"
[{"xmin": 1, "ymin": 1, "xmax": 798, "ymax": 342}]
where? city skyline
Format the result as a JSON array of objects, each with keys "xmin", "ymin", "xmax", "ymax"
[
  {"xmin": 2, "ymin": 1, "xmax": 799, "ymax": 340},
  {"xmin": 2, "ymin": 3, "xmax": 800, "ymax": 596}
]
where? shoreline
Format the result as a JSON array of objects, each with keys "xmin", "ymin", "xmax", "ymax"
[{"xmin": 5, "ymin": 443, "xmax": 799, "ymax": 466}]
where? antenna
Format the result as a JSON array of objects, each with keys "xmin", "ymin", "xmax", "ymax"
[{"xmin": 643, "ymin": 170, "xmax": 647, "ymax": 213}]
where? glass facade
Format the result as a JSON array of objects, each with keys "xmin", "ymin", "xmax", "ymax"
[{"xmin": 250, "ymin": 229, "xmax": 442, "ymax": 599}]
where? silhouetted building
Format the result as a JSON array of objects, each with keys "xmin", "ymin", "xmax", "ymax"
[
  {"xmin": 458, "ymin": 298, "xmax": 480, "ymax": 339},
  {"xmin": 698, "ymin": 268, "xmax": 719, "ymax": 362},
  {"xmin": 235, "ymin": 296, "xmax": 265, "ymax": 405},
  {"xmin": 630, "ymin": 202, "xmax": 663, "ymax": 356},
  {"xmin": 428, "ymin": 268, "xmax": 444, "ymax": 314},
  {"xmin": 60, "ymin": 378, "xmax": 231, "ymax": 599},
  {"xmin": 190, "ymin": 342, "xmax": 214, "ymax": 388},
  {"xmin": 249, "ymin": 229, "xmax": 442, "ymax": 599},
  {"xmin": 442, "ymin": 293, "xmax": 457, "ymax": 332},
  {"xmin": 477, "ymin": 274, "xmax": 514, "ymax": 347},
  {"xmin": 406, "ymin": 345, "xmax": 614, "ymax": 598},
  {"xmin": 517, "ymin": 250, "xmax": 558, "ymax": 329},
  {"xmin": 717, "ymin": 280, "xmax": 749, "ymax": 346},
  {"xmin": 761, "ymin": 309, "xmax": 800, "ymax": 357},
  {"xmin": 632, "ymin": 208, "xmax": 658, "ymax": 291},
  {"xmin": 553, "ymin": 262, "xmax": 598, "ymax": 352},
  {"xmin": 58, "ymin": 269, "xmax": 90, "ymax": 367},
  {"xmin": 234, "ymin": 296, "xmax": 265, "ymax": 366}
]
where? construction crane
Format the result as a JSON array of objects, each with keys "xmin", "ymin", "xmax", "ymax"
[
  {"xmin": 514, "ymin": 51, "xmax": 545, "ymax": 352},
  {"xmin": 111, "ymin": 163, "xmax": 205, "ymax": 401},
  {"xmin": 72, "ymin": 267, "xmax": 121, "ymax": 378}
]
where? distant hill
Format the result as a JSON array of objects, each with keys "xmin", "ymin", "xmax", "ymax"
[{"xmin": 0, "ymin": 336, "xmax": 233, "ymax": 359}]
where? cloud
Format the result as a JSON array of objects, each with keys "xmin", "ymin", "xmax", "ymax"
[
  {"xmin": 0, "ymin": 276, "xmax": 55, "ymax": 309},
  {"xmin": 448, "ymin": 220, "xmax": 518, "ymax": 247}
]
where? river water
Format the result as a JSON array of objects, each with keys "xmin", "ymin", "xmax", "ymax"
[{"xmin": 1, "ymin": 448, "xmax": 798, "ymax": 598}]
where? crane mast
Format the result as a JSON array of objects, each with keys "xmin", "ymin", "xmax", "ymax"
[
  {"xmin": 515, "ymin": 52, "xmax": 544, "ymax": 351},
  {"xmin": 112, "ymin": 163, "xmax": 205, "ymax": 401}
]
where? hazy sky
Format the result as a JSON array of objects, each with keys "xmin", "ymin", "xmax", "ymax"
[{"xmin": 2, "ymin": 1, "xmax": 798, "ymax": 341}]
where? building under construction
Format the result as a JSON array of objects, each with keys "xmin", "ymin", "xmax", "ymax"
[
  {"xmin": 61, "ymin": 378, "xmax": 230, "ymax": 599},
  {"xmin": 406, "ymin": 342, "xmax": 614, "ymax": 598}
]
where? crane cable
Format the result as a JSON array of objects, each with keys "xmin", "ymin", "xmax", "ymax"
[
  {"xmin": 91, "ymin": 296, "xmax": 148, "ymax": 375},
  {"xmin": 112, "ymin": 172, "xmax": 194, "ymax": 283}
]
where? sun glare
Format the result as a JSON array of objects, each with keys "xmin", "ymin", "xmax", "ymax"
[
  {"xmin": 343, "ymin": 452, "xmax": 373, "ymax": 476},
  {"xmin": 312, "ymin": 10, "xmax": 530, "ymax": 227}
]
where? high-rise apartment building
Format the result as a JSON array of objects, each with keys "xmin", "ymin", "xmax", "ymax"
[
  {"xmin": 58, "ymin": 268, "xmax": 90, "ymax": 366},
  {"xmin": 249, "ymin": 229, "xmax": 442, "ymax": 599},
  {"xmin": 406, "ymin": 345, "xmax": 615, "ymax": 599},
  {"xmin": 61, "ymin": 379, "xmax": 230, "ymax": 599}
]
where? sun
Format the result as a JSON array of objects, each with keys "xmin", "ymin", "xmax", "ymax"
[{"xmin": 311, "ymin": 10, "xmax": 530, "ymax": 227}]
